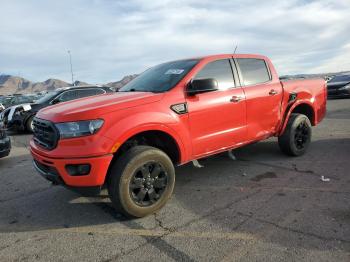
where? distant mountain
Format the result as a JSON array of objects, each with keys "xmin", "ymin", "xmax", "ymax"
[
  {"xmin": 0, "ymin": 74, "xmax": 70, "ymax": 95},
  {"xmin": 72, "ymin": 80, "xmax": 89, "ymax": 86},
  {"xmin": 0, "ymin": 73, "xmax": 138, "ymax": 95},
  {"xmin": 106, "ymin": 74, "xmax": 138, "ymax": 89}
]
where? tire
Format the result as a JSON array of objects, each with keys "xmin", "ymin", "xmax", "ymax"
[
  {"xmin": 26, "ymin": 115, "xmax": 35, "ymax": 132},
  {"xmin": 108, "ymin": 146, "xmax": 175, "ymax": 218},
  {"xmin": 278, "ymin": 113, "xmax": 312, "ymax": 156}
]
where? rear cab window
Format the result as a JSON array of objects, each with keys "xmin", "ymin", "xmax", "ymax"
[{"xmin": 236, "ymin": 58, "xmax": 271, "ymax": 86}]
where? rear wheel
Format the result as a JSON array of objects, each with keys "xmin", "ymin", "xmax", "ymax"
[
  {"xmin": 108, "ymin": 146, "xmax": 175, "ymax": 218},
  {"xmin": 278, "ymin": 113, "xmax": 312, "ymax": 156}
]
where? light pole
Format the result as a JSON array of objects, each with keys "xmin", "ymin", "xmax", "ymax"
[{"xmin": 67, "ymin": 50, "xmax": 74, "ymax": 86}]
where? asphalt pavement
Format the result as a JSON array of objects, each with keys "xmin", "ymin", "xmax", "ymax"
[{"xmin": 0, "ymin": 99, "xmax": 349, "ymax": 261}]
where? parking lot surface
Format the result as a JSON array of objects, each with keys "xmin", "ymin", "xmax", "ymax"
[{"xmin": 0, "ymin": 99, "xmax": 349, "ymax": 262}]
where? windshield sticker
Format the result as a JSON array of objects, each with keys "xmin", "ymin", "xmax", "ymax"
[{"xmin": 165, "ymin": 69, "xmax": 184, "ymax": 75}]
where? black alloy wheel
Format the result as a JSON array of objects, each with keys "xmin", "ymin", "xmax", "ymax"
[
  {"xmin": 108, "ymin": 145, "xmax": 175, "ymax": 218},
  {"xmin": 294, "ymin": 120, "xmax": 310, "ymax": 150},
  {"xmin": 129, "ymin": 161, "xmax": 168, "ymax": 207},
  {"xmin": 278, "ymin": 113, "xmax": 312, "ymax": 156}
]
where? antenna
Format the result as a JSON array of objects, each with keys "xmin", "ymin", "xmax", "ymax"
[
  {"xmin": 234, "ymin": 45, "xmax": 238, "ymax": 54},
  {"xmin": 67, "ymin": 50, "xmax": 74, "ymax": 86}
]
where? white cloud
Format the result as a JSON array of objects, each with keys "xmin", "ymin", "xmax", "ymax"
[{"xmin": 0, "ymin": 0, "xmax": 349, "ymax": 83}]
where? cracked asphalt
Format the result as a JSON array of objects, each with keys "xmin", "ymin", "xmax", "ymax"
[{"xmin": 0, "ymin": 99, "xmax": 349, "ymax": 262}]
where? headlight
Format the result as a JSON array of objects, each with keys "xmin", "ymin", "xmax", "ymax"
[{"xmin": 55, "ymin": 119, "xmax": 104, "ymax": 139}]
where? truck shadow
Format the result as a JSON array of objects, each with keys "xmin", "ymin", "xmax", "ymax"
[{"xmin": 0, "ymin": 138, "xmax": 349, "ymax": 253}]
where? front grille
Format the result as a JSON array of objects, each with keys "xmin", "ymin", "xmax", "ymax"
[{"xmin": 33, "ymin": 118, "xmax": 59, "ymax": 150}]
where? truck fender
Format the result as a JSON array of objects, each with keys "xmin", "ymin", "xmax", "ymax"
[
  {"xmin": 108, "ymin": 123, "xmax": 189, "ymax": 164},
  {"xmin": 102, "ymin": 110, "xmax": 193, "ymax": 163},
  {"xmin": 278, "ymin": 100, "xmax": 315, "ymax": 136}
]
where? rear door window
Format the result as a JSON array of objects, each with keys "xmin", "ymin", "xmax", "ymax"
[
  {"xmin": 194, "ymin": 59, "xmax": 235, "ymax": 90},
  {"xmin": 237, "ymin": 58, "xmax": 271, "ymax": 86}
]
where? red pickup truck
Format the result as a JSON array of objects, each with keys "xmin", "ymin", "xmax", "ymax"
[{"xmin": 30, "ymin": 54, "xmax": 327, "ymax": 217}]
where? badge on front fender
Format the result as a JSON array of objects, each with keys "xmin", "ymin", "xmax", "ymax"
[{"xmin": 170, "ymin": 103, "xmax": 188, "ymax": 114}]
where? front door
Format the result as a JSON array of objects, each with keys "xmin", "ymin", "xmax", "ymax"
[{"xmin": 186, "ymin": 59, "xmax": 247, "ymax": 158}]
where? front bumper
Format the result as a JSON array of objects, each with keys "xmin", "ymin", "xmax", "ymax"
[
  {"xmin": 30, "ymin": 147, "xmax": 113, "ymax": 188},
  {"xmin": 1, "ymin": 111, "xmax": 28, "ymax": 131},
  {"xmin": 0, "ymin": 137, "xmax": 11, "ymax": 158}
]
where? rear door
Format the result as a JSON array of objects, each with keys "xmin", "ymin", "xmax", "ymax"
[
  {"xmin": 186, "ymin": 59, "xmax": 247, "ymax": 157},
  {"xmin": 235, "ymin": 58, "xmax": 283, "ymax": 140}
]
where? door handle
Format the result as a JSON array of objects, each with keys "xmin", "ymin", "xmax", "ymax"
[
  {"xmin": 269, "ymin": 89, "xmax": 278, "ymax": 95},
  {"xmin": 230, "ymin": 96, "xmax": 242, "ymax": 103}
]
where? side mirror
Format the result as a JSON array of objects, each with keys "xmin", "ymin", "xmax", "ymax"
[{"xmin": 187, "ymin": 78, "xmax": 218, "ymax": 96}]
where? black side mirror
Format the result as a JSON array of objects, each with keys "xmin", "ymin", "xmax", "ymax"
[{"xmin": 187, "ymin": 78, "xmax": 218, "ymax": 96}]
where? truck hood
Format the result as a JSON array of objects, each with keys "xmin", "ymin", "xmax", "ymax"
[{"xmin": 37, "ymin": 92, "xmax": 163, "ymax": 122}]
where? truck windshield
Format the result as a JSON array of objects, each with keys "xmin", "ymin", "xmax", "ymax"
[{"xmin": 119, "ymin": 59, "xmax": 199, "ymax": 93}]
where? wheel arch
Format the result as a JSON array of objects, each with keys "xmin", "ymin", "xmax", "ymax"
[
  {"xmin": 279, "ymin": 101, "xmax": 316, "ymax": 136},
  {"xmin": 109, "ymin": 123, "xmax": 187, "ymax": 162},
  {"xmin": 105, "ymin": 126, "xmax": 184, "ymax": 185}
]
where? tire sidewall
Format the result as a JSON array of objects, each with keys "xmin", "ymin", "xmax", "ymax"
[
  {"xmin": 289, "ymin": 115, "xmax": 312, "ymax": 156},
  {"xmin": 117, "ymin": 149, "xmax": 175, "ymax": 217},
  {"xmin": 26, "ymin": 115, "xmax": 34, "ymax": 132}
]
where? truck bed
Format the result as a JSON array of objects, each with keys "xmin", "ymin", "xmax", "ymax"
[{"xmin": 280, "ymin": 78, "xmax": 327, "ymax": 125}]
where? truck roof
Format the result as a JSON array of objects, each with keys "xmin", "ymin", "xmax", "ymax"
[
  {"xmin": 54, "ymin": 85, "xmax": 110, "ymax": 92},
  {"xmin": 188, "ymin": 53, "xmax": 270, "ymax": 61}
]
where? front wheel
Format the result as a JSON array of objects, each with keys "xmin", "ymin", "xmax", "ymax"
[
  {"xmin": 26, "ymin": 115, "xmax": 35, "ymax": 132},
  {"xmin": 278, "ymin": 113, "xmax": 312, "ymax": 156},
  {"xmin": 108, "ymin": 146, "xmax": 175, "ymax": 218}
]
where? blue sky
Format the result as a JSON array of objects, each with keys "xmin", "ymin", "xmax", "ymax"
[{"xmin": 1, "ymin": 0, "xmax": 349, "ymax": 83}]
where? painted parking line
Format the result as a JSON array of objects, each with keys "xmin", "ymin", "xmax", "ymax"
[{"xmin": 50, "ymin": 226, "xmax": 257, "ymax": 241}]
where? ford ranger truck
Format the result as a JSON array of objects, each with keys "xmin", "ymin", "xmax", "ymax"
[{"xmin": 30, "ymin": 54, "xmax": 327, "ymax": 218}]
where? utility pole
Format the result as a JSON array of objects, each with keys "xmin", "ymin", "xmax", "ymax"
[
  {"xmin": 234, "ymin": 45, "xmax": 238, "ymax": 54},
  {"xmin": 67, "ymin": 50, "xmax": 74, "ymax": 86}
]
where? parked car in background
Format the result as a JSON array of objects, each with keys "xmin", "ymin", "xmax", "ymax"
[
  {"xmin": 0, "ymin": 121, "xmax": 11, "ymax": 158},
  {"xmin": 0, "ymin": 96, "xmax": 13, "ymax": 109},
  {"xmin": 33, "ymin": 92, "xmax": 46, "ymax": 101},
  {"xmin": 326, "ymin": 74, "xmax": 350, "ymax": 98},
  {"xmin": 0, "ymin": 94, "xmax": 38, "ymax": 109},
  {"xmin": 0, "ymin": 85, "xmax": 113, "ymax": 132}
]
